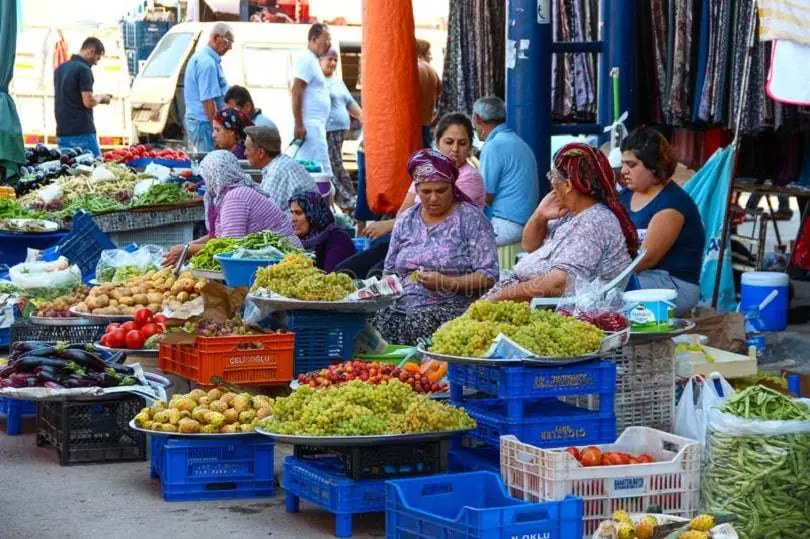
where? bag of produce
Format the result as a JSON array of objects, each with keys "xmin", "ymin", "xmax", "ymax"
[
  {"xmin": 556, "ymin": 278, "xmax": 630, "ymax": 332},
  {"xmin": 9, "ymin": 257, "xmax": 82, "ymax": 300},
  {"xmin": 702, "ymin": 386, "xmax": 810, "ymax": 538},
  {"xmin": 674, "ymin": 373, "xmax": 735, "ymax": 451},
  {"xmin": 96, "ymin": 245, "xmax": 164, "ymax": 283}
]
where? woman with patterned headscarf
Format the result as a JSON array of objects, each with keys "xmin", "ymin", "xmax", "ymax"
[
  {"xmin": 289, "ymin": 190, "xmax": 356, "ymax": 271},
  {"xmin": 371, "ymin": 149, "xmax": 499, "ymax": 345},
  {"xmin": 213, "ymin": 107, "xmax": 254, "ymax": 159},
  {"xmin": 163, "ymin": 151, "xmax": 301, "ymax": 267},
  {"xmin": 486, "ymin": 142, "xmax": 638, "ymax": 302}
]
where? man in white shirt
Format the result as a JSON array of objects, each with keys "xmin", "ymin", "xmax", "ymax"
[{"xmin": 291, "ymin": 23, "xmax": 333, "ymax": 176}]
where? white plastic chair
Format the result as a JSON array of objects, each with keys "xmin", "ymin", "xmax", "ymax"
[{"xmin": 530, "ymin": 248, "xmax": 647, "ymax": 309}]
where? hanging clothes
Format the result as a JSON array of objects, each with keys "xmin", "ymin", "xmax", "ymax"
[
  {"xmin": 550, "ymin": 0, "xmax": 598, "ymax": 123},
  {"xmin": 53, "ymin": 31, "xmax": 69, "ymax": 72}
]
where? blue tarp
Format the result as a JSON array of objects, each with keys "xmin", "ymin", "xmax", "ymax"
[{"xmin": 683, "ymin": 145, "xmax": 737, "ymax": 312}]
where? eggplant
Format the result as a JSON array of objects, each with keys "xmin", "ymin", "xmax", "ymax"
[
  {"xmin": 15, "ymin": 356, "xmax": 71, "ymax": 371},
  {"xmin": 63, "ymin": 378, "xmax": 95, "ymax": 388},
  {"xmin": 7, "ymin": 374, "xmax": 29, "ymax": 388},
  {"xmin": 43, "ymin": 382, "xmax": 64, "ymax": 389},
  {"xmin": 57, "ymin": 349, "xmax": 109, "ymax": 372},
  {"xmin": 26, "ymin": 377, "xmax": 39, "ymax": 387},
  {"xmin": 105, "ymin": 364, "xmax": 135, "ymax": 376}
]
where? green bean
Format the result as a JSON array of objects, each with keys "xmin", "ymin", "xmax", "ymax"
[{"xmin": 189, "ymin": 231, "xmax": 303, "ymax": 271}]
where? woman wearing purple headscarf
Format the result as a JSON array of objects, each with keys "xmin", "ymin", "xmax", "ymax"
[{"xmin": 372, "ymin": 149, "xmax": 498, "ymax": 345}]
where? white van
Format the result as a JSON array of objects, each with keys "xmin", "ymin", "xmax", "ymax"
[
  {"xmin": 129, "ymin": 22, "xmax": 447, "ymax": 153},
  {"xmin": 11, "ymin": 24, "xmax": 134, "ymax": 148}
]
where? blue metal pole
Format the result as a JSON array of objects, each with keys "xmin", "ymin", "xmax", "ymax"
[
  {"xmin": 506, "ymin": 0, "xmax": 551, "ymax": 198},
  {"xmin": 604, "ymin": 0, "xmax": 636, "ymax": 129}
]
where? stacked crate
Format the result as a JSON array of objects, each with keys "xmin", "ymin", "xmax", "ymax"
[
  {"xmin": 122, "ymin": 20, "xmax": 172, "ymax": 77},
  {"xmin": 447, "ymin": 359, "xmax": 617, "ymax": 471}
]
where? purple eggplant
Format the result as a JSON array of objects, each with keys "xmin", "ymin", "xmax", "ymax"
[{"xmin": 43, "ymin": 382, "xmax": 64, "ymax": 389}]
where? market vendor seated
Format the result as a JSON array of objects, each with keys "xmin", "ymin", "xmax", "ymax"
[
  {"xmin": 213, "ymin": 107, "xmax": 253, "ymax": 159},
  {"xmin": 619, "ymin": 127, "xmax": 705, "ymax": 316},
  {"xmin": 289, "ymin": 189, "xmax": 356, "ymax": 272},
  {"xmin": 372, "ymin": 149, "xmax": 498, "ymax": 345},
  {"xmin": 485, "ymin": 143, "xmax": 637, "ymax": 302},
  {"xmin": 163, "ymin": 151, "xmax": 302, "ymax": 267}
]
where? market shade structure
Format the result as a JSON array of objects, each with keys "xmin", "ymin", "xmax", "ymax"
[{"xmin": 0, "ymin": 0, "xmax": 25, "ymax": 183}]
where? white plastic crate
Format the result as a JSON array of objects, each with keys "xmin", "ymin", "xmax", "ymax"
[
  {"xmin": 109, "ymin": 222, "xmax": 194, "ymax": 249},
  {"xmin": 500, "ymin": 427, "xmax": 701, "ymax": 538}
]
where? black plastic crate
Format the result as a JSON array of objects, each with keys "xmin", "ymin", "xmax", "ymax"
[
  {"xmin": 11, "ymin": 321, "xmax": 107, "ymax": 345},
  {"xmin": 293, "ymin": 439, "xmax": 449, "ymax": 479},
  {"xmin": 36, "ymin": 394, "xmax": 147, "ymax": 465}
]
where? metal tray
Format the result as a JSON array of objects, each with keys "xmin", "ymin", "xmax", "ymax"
[
  {"xmin": 191, "ymin": 269, "xmax": 225, "ymax": 281},
  {"xmin": 629, "ymin": 319, "xmax": 696, "ymax": 342},
  {"xmin": 29, "ymin": 316, "xmax": 97, "ymax": 327},
  {"xmin": 95, "ymin": 342, "xmax": 158, "ymax": 356},
  {"xmin": 128, "ymin": 419, "xmax": 259, "ymax": 438},
  {"xmin": 417, "ymin": 344, "xmax": 602, "ymax": 367},
  {"xmin": 247, "ymin": 293, "xmax": 394, "ymax": 313},
  {"xmin": 68, "ymin": 307, "xmax": 134, "ymax": 322},
  {"xmin": 254, "ymin": 426, "xmax": 471, "ymax": 446}
]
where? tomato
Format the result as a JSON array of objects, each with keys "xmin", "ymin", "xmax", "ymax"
[
  {"xmin": 140, "ymin": 322, "xmax": 161, "ymax": 339},
  {"xmin": 134, "ymin": 308, "xmax": 153, "ymax": 328},
  {"xmin": 121, "ymin": 321, "xmax": 137, "ymax": 333},
  {"xmin": 637, "ymin": 453, "xmax": 655, "ymax": 464},
  {"xmin": 105, "ymin": 322, "xmax": 120, "ymax": 334},
  {"xmin": 613, "ymin": 452, "xmax": 631, "ymax": 465},
  {"xmin": 564, "ymin": 447, "xmax": 581, "ymax": 461},
  {"xmin": 125, "ymin": 330, "xmax": 146, "ymax": 350},
  {"xmin": 99, "ymin": 334, "xmax": 109, "ymax": 346},
  {"xmin": 152, "ymin": 313, "xmax": 167, "ymax": 325},
  {"xmin": 628, "ymin": 457, "xmax": 640, "ymax": 464},
  {"xmin": 107, "ymin": 328, "xmax": 127, "ymax": 348},
  {"xmin": 580, "ymin": 447, "xmax": 602, "ymax": 467},
  {"xmin": 606, "ymin": 453, "xmax": 625, "ymax": 466}
]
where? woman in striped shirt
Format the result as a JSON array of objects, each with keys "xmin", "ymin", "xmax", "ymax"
[{"xmin": 163, "ymin": 151, "xmax": 302, "ymax": 266}]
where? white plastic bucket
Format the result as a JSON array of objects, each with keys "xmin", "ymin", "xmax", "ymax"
[{"xmin": 623, "ymin": 289, "xmax": 677, "ymax": 332}]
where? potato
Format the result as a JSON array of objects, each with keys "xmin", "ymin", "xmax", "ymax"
[
  {"xmin": 75, "ymin": 302, "xmax": 89, "ymax": 313},
  {"xmin": 116, "ymin": 287, "xmax": 131, "ymax": 298},
  {"xmin": 194, "ymin": 281, "xmax": 205, "ymax": 293},
  {"xmin": 177, "ymin": 291, "xmax": 190, "ymax": 303},
  {"xmin": 170, "ymin": 282, "xmax": 183, "ymax": 295},
  {"xmin": 147, "ymin": 303, "xmax": 162, "ymax": 313},
  {"xmin": 109, "ymin": 299, "xmax": 119, "ymax": 307},
  {"xmin": 95, "ymin": 294, "xmax": 110, "ymax": 308},
  {"xmin": 110, "ymin": 289, "xmax": 122, "ymax": 301},
  {"xmin": 133, "ymin": 294, "xmax": 149, "ymax": 306},
  {"xmin": 189, "ymin": 293, "xmax": 199, "ymax": 300},
  {"xmin": 100, "ymin": 283, "xmax": 114, "ymax": 293},
  {"xmin": 119, "ymin": 296, "xmax": 135, "ymax": 307},
  {"xmin": 129, "ymin": 286, "xmax": 144, "ymax": 296},
  {"xmin": 147, "ymin": 292, "xmax": 163, "ymax": 305}
]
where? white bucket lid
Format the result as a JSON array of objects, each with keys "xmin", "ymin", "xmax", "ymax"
[
  {"xmin": 741, "ymin": 271, "xmax": 789, "ymax": 287},
  {"xmin": 310, "ymin": 173, "xmax": 332, "ymax": 183},
  {"xmin": 623, "ymin": 288, "xmax": 678, "ymax": 302}
]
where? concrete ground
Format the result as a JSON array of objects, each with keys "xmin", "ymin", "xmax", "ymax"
[{"xmin": 0, "ymin": 422, "xmax": 386, "ymax": 539}]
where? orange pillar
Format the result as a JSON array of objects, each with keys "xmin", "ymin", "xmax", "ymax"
[{"xmin": 361, "ymin": 0, "xmax": 421, "ymax": 215}]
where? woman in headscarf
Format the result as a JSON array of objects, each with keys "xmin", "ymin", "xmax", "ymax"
[
  {"xmin": 213, "ymin": 108, "xmax": 254, "ymax": 159},
  {"xmin": 289, "ymin": 190, "xmax": 356, "ymax": 272},
  {"xmin": 163, "ymin": 151, "xmax": 301, "ymax": 266},
  {"xmin": 371, "ymin": 149, "xmax": 499, "ymax": 345},
  {"xmin": 486, "ymin": 142, "xmax": 638, "ymax": 302}
]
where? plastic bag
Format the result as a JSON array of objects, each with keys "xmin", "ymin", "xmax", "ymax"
[
  {"xmin": 95, "ymin": 246, "xmax": 164, "ymax": 283},
  {"xmin": 673, "ymin": 373, "xmax": 735, "ymax": 449},
  {"xmin": 230, "ymin": 245, "xmax": 286, "ymax": 260},
  {"xmin": 556, "ymin": 279, "xmax": 629, "ymax": 332},
  {"xmin": 9, "ymin": 257, "xmax": 82, "ymax": 299},
  {"xmin": 702, "ymin": 399, "xmax": 810, "ymax": 537}
]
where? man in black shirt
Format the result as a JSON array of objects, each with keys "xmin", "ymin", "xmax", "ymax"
[{"xmin": 54, "ymin": 37, "xmax": 112, "ymax": 156}]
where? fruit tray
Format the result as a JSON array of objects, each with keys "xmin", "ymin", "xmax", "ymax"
[
  {"xmin": 255, "ymin": 426, "xmax": 471, "ymax": 446},
  {"xmin": 247, "ymin": 293, "xmax": 395, "ymax": 313},
  {"xmin": 129, "ymin": 419, "xmax": 258, "ymax": 437},
  {"xmin": 95, "ymin": 342, "xmax": 158, "ymax": 355}
]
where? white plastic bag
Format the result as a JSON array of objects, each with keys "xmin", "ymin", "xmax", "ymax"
[
  {"xmin": 90, "ymin": 166, "xmax": 116, "ymax": 182},
  {"xmin": 95, "ymin": 246, "xmax": 164, "ymax": 283},
  {"xmin": 674, "ymin": 373, "xmax": 735, "ymax": 448}
]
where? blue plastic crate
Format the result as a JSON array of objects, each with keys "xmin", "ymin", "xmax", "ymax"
[
  {"xmin": 0, "ymin": 230, "xmax": 68, "ymax": 269},
  {"xmin": 123, "ymin": 20, "xmax": 171, "ymax": 51},
  {"xmin": 463, "ymin": 398, "xmax": 616, "ymax": 449},
  {"xmin": 448, "ymin": 447, "xmax": 500, "ymax": 474},
  {"xmin": 44, "ymin": 210, "xmax": 116, "ymax": 280},
  {"xmin": 385, "ymin": 472, "xmax": 584, "ymax": 539},
  {"xmin": 0, "ymin": 327, "xmax": 9, "ymax": 349},
  {"xmin": 352, "ymin": 237, "xmax": 371, "ymax": 252},
  {"xmin": 448, "ymin": 360, "xmax": 616, "ymax": 402},
  {"xmin": 0, "ymin": 397, "xmax": 37, "ymax": 436},
  {"xmin": 215, "ymin": 253, "xmax": 278, "ymax": 288},
  {"xmin": 284, "ymin": 311, "xmax": 367, "ymax": 375},
  {"xmin": 150, "ymin": 435, "xmax": 275, "ymax": 502},
  {"xmin": 283, "ymin": 456, "xmax": 387, "ymax": 538}
]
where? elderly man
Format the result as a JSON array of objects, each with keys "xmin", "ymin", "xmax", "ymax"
[
  {"xmin": 291, "ymin": 23, "xmax": 333, "ymax": 176},
  {"xmin": 472, "ymin": 96, "xmax": 540, "ymax": 246},
  {"xmin": 183, "ymin": 23, "xmax": 233, "ymax": 153},
  {"xmin": 245, "ymin": 125, "xmax": 316, "ymax": 213}
]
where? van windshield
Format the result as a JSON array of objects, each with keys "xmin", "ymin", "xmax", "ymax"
[{"xmin": 141, "ymin": 32, "xmax": 195, "ymax": 78}]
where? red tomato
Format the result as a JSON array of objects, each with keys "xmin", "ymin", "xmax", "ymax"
[
  {"xmin": 613, "ymin": 452, "xmax": 631, "ymax": 465},
  {"xmin": 134, "ymin": 308, "xmax": 153, "ymax": 328},
  {"xmin": 121, "ymin": 321, "xmax": 137, "ymax": 333},
  {"xmin": 107, "ymin": 328, "xmax": 127, "ymax": 348},
  {"xmin": 637, "ymin": 453, "xmax": 655, "ymax": 464},
  {"xmin": 125, "ymin": 330, "xmax": 145, "ymax": 350},
  {"xmin": 580, "ymin": 447, "xmax": 602, "ymax": 467},
  {"xmin": 99, "ymin": 334, "xmax": 109, "ymax": 346},
  {"xmin": 152, "ymin": 314, "xmax": 167, "ymax": 325},
  {"xmin": 105, "ymin": 322, "xmax": 120, "ymax": 334},
  {"xmin": 606, "ymin": 453, "xmax": 625, "ymax": 466},
  {"xmin": 564, "ymin": 447, "xmax": 581, "ymax": 461},
  {"xmin": 140, "ymin": 322, "xmax": 161, "ymax": 339},
  {"xmin": 628, "ymin": 457, "xmax": 640, "ymax": 465}
]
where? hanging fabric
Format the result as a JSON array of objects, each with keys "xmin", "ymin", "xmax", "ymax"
[{"xmin": 550, "ymin": 0, "xmax": 598, "ymax": 123}]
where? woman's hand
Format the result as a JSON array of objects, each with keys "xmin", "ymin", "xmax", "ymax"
[
  {"xmin": 363, "ymin": 220, "xmax": 395, "ymax": 241},
  {"xmin": 537, "ymin": 191, "xmax": 568, "ymax": 221},
  {"xmin": 163, "ymin": 245, "xmax": 186, "ymax": 268},
  {"xmin": 415, "ymin": 271, "xmax": 446, "ymax": 291}
]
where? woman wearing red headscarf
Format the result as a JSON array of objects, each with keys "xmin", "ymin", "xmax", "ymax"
[
  {"xmin": 486, "ymin": 143, "xmax": 638, "ymax": 302},
  {"xmin": 372, "ymin": 149, "xmax": 499, "ymax": 345}
]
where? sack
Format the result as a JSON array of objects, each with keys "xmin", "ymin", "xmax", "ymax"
[
  {"xmin": 674, "ymin": 373, "xmax": 735, "ymax": 449},
  {"xmin": 9, "ymin": 257, "xmax": 82, "ymax": 299}
]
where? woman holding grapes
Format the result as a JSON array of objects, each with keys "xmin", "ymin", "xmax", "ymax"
[
  {"xmin": 485, "ymin": 143, "xmax": 637, "ymax": 302},
  {"xmin": 371, "ymin": 149, "xmax": 499, "ymax": 345}
]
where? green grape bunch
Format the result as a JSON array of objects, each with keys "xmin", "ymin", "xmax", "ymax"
[
  {"xmin": 430, "ymin": 300, "xmax": 604, "ymax": 358},
  {"xmin": 252, "ymin": 254, "xmax": 355, "ymax": 301},
  {"xmin": 257, "ymin": 380, "xmax": 475, "ymax": 436}
]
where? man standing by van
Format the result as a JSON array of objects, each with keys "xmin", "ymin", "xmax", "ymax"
[
  {"xmin": 291, "ymin": 23, "xmax": 333, "ymax": 177},
  {"xmin": 183, "ymin": 23, "xmax": 233, "ymax": 153},
  {"xmin": 54, "ymin": 37, "xmax": 111, "ymax": 156}
]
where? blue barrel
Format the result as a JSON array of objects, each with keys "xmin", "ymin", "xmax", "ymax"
[{"xmin": 740, "ymin": 271, "xmax": 789, "ymax": 332}]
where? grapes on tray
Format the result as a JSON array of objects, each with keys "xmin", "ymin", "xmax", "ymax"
[
  {"xmin": 297, "ymin": 360, "xmax": 448, "ymax": 394},
  {"xmin": 251, "ymin": 253, "xmax": 355, "ymax": 301}
]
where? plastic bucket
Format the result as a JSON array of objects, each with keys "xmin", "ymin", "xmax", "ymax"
[
  {"xmin": 311, "ymin": 173, "xmax": 333, "ymax": 200},
  {"xmin": 740, "ymin": 271, "xmax": 789, "ymax": 332},
  {"xmin": 623, "ymin": 289, "xmax": 677, "ymax": 332},
  {"xmin": 215, "ymin": 253, "xmax": 280, "ymax": 288}
]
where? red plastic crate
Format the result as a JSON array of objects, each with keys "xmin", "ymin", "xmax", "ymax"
[{"xmin": 158, "ymin": 332, "xmax": 295, "ymax": 385}]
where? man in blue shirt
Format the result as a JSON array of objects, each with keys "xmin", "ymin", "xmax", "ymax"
[
  {"xmin": 472, "ymin": 96, "xmax": 540, "ymax": 246},
  {"xmin": 183, "ymin": 23, "xmax": 233, "ymax": 153}
]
